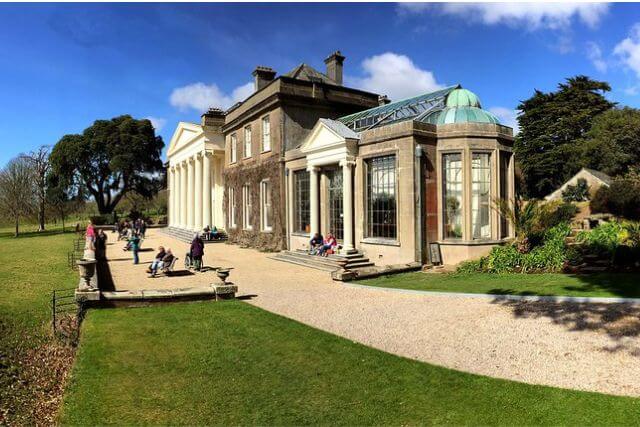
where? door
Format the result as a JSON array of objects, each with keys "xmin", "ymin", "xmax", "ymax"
[{"xmin": 326, "ymin": 167, "xmax": 344, "ymax": 240}]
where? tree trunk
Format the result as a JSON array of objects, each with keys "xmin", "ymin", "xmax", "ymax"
[
  {"xmin": 38, "ymin": 199, "xmax": 45, "ymax": 231},
  {"xmin": 14, "ymin": 217, "xmax": 19, "ymax": 238},
  {"xmin": 62, "ymin": 213, "xmax": 66, "ymax": 232}
]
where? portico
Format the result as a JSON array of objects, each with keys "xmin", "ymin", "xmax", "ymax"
[{"xmin": 166, "ymin": 109, "xmax": 226, "ymax": 233}]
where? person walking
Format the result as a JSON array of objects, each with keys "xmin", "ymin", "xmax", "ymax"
[
  {"xmin": 95, "ymin": 229, "xmax": 108, "ymax": 260},
  {"xmin": 190, "ymin": 233, "xmax": 205, "ymax": 271},
  {"xmin": 130, "ymin": 231, "xmax": 141, "ymax": 265}
]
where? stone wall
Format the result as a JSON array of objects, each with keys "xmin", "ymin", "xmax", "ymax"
[{"xmin": 222, "ymin": 157, "xmax": 286, "ymax": 252}]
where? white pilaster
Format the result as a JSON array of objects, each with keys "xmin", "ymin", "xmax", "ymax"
[
  {"xmin": 308, "ymin": 166, "xmax": 320, "ymax": 236},
  {"xmin": 203, "ymin": 152, "xmax": 212, "ymax": 229},
  {"xmin": 169, "ymin": 167, "xmax": 175, "ymax": 227},
  {"xmin": 195, "ymin": 153, "xmax": 203, "ymax": 230},
  {"xmin": 187, "ymin": 157, "xmax": 195, "ymax": 230},
  {"xmin": 340, "ymin": 160, "xmax": 355, "ymax": 252},
  {"xmin": 180, "ymin": 161, "xmax": 188, "ymax": 227}
]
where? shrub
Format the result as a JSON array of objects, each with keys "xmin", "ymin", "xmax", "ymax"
[
  {"xmin": 539, "ymin": 202, "xmax": 578, "ymax": 229},
  {"xmin": 457, "ymin": 223, "xmax": 571, "ymax": 274},
  {"xmin": 88, "ymin": 214, "xmax": 110, "ymax": 225},
  {"xmin": 590, "ymin": 179, "xmax": 640, "ymax": 220},
  {"xmin": 576, "ymin": 221, "xmax": 623, "ymax": 256},
  {"xmin": 562, "ymin": 178, "xmax": 590, "ymax": 202}
]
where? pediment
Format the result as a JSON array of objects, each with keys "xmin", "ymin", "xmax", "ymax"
[
  {"xmin": 300, "ymin": 120, "xmax": 358, "ymax": 155},
  {"xmin": 167, "ymin": 122, "xmax": 204, "ymax": 157}
]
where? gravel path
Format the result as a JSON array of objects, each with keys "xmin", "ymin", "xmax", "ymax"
[{"xmin": 106, "ymin": 229, "xmax": 640, "ymax": 397}]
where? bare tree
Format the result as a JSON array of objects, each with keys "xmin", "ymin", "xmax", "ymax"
[
  {"xmin": 0, "ymin": 157, "xmax": 36, "ymax": 237},
  {"xmin": 21, "ymin": 146, "xmax": 51, "ymax": 231}
]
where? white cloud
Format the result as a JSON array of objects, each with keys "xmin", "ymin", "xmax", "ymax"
[
  {"xmin": 347, "ymin": 52, "xmax": 443, "ymax": 100},
  {"xmin": 145, "ymin": 116, "xmax": 166, "ymax": 132},
  {"xmin": 614, "ymin": 23, "xmax": 640, "ymax": 78},
  {"xmin": 586, "ymin": 42, "xmax": 607, "ymax": 73},
  {"xmin": 169, "ymin": 81, "xmax": 254, "ymax": 112},
  {"xmin": 399, "ymin": 3, "xmax": 609, "ymax": 30},
  {"xmin": 489, "ymin": 107, "xmax": 520, "ymax": 135},
  {"xmin": 624, "ymin": 85, "xmax": 640, "ymax": 96}
]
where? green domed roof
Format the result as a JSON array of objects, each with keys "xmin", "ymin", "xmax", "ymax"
[
  {"xmin": 422, "ymin": 106, "xmax": 500, "ymax": 125},
  {"xmin": 446, "ymin": 88, "xmax": 482, "ymax": 108}
]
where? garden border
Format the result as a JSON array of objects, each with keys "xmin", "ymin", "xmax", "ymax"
[{"xmin": 343, "ymin": 282, "xmax": 640, "ymax": 305}]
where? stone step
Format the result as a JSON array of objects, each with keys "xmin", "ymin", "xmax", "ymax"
[
  {"xmin": 161, "ymin": 227, "xmax": 228, "ymax": 244},
  {"xmin": 270, "ymin": 254, "xmax": 337, "ymax": 272}
]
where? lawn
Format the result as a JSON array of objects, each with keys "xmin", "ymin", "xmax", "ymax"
[
  {"xmin": 61, "ymin": 300, "xmax": 640, "ymax": 425},
  {"xmin": 0, "ymin": 225, "xmax": 78, "ymax": 424},
  {"xmin": 355, "ymin": 271, "xmax": 640, "ymax": 298}
]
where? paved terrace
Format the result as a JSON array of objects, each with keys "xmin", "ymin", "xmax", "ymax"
[{"xmin": 103, "ymin": 229, "xmax": 640, "ymax": 397}]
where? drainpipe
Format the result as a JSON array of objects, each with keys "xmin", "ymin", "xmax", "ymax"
[{"xmin": 414, "ymin": 144, "xmax": 423, "ymax": 265}]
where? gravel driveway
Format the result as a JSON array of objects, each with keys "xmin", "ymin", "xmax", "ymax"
[{"xmin": 107, "ymin": 229, "xmax": 640, "ymax": 397}]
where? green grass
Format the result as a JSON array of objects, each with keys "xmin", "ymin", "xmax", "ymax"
[
  {"xmin": 0, "ymin": 225, "xmax": 77, "ymax": 340},
  {"xmin": 356, "ymin": 271, "xmax": 640, "ymax": 298},
  {"xmin": 61, "ymin": 301, "xmax": 640, "ymax": 425}
]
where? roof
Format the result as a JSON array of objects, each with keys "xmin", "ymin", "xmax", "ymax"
[
  {"xmin": 283, "ymin": 63, "xmax": 335, "ymax": 84},
  {"xmin": 583, "ymin": 168, "xmax": 613, "ymax": 185},
  {"xmin": 446, "ymin": 88, "xmax": 482, "ymax": 108},
  {"xmin": 318, "ymin": 118, "xmax": 360, "ymax": 139},
  {"xmin": 338, "ymin": 85, "xmax": 460, "ymax": 131},
  {"xmin": 421, "ymin": 106, "xmax": 500, "ymax": 125}
]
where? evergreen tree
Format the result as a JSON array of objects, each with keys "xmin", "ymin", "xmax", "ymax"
[{"xmin": 515, "ymin": 76, "xmax": 614, "ymax": 198}]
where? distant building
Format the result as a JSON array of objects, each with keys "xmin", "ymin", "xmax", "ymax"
[{"xmin": 545, "ymin": 168, "xmax": 612, "ymax": 201}]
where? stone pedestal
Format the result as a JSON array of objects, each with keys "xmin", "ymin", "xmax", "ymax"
[{"xmin": 213, "ymin": 284, "xmax": 238, "ymax": 300}]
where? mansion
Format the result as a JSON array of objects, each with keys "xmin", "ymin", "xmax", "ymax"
[{"xmin": 166, "ymin": 51, "xmax": 515, "ymax": 268}]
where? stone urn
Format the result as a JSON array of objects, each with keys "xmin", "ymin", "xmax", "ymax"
[
  {"xmin": 216, "ymin": 268, "xmax": 233, "ymax": 284},
  {"xmin": 77, "ymin": 258, "xmax": 98, "ymax": 291}
]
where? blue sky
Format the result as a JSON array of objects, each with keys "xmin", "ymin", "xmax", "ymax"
[{"xmin": 2, "ymin": 2, "xmax": 640, "ymax": 166}]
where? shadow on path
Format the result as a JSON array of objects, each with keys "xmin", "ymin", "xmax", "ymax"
[{"xmin": 492, "ymin": 297, "xmax": 640, "ymax": 356}]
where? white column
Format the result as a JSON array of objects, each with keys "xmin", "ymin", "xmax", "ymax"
[
  {"xmin": 180, "ymin": 162, "xmax": 187, "ymax": 227},
  {"xmin": 308, "ymin": 166, "xmax": 320, "ymax": 236},
  {"xmin": 169, "ymin": 167, "xmax": 175, "ymax": 227},
  {"xmin": 203, "ymin": 152, "xmax": 212, "ymax": 229},
  {"xmin": 341, "ymin": 160, "xmax": 355, "ymax": 252},
  {"xmin": 187, "ymin": 157, "xmax": 195, "ymax": 230},
  {"xmin": 195, "ymin": 153, "xmax": 203, "ymax": 231}
]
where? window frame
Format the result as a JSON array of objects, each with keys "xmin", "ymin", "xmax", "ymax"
[
  {"xmin": 228, "ymin": 187, "xmax": 236, "ymax": 229},
  {"xmin": 293, "ymin": 169, "xmax": 310, "ymax": 234},
  {"xmin": 442, "ymin": 151, "xmax": 464, "ymax": 240},
  {"xmin": 471, "ymin": 151, "xmax": 492, "ymax": 240},
  {"xmin": 244, "ymin": 125, "xmax": 252, "ymax": 159},
  {"xmin": 242, "ymin": 183, "xmax": 252, "ymax": 230},
  {"xmin": 230, "ymin": 134, "xmax": 237, "ymax": 164},
  {"xmin": 364, "ymin": 154, "xmax": 398, "ymax": 240},
  {"xmin": 261, "ymin": 115, "xmax": 271, "ymax": 153},
  {"xmin": 260, "ymin": 179, "xmax": 273, "ymax": 232}
]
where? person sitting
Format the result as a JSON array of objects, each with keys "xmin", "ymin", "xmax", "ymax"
[
  {"xmin": 190, "ymin": 233, "xmax": 205, "ymax": 271},
  {"xmin": 203, "ymin": 225, "xmax": 211, "ymax": 241},
  {"xmin": 318, "ymin": 232, "xmax": 338, "ymax": 257},
  {"xmin": 146, "ymin": 246, "xmax": 166, "ymax": 274},
  {"xmin": 309, "ymin": 232, "xmax": 324, "ymax": 255},
  {"xmin": 149, "ymin": 248, "xmax": 174, "ymax": 277}
]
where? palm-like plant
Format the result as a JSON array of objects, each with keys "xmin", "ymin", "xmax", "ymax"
[{"xmin": 494, "ymin": 197, "xmax": 540, "ymax": 253}]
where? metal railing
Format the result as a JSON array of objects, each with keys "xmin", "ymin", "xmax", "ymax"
[{"xmin": 51, "ymin": 288, "xmax": 78, "ymax": 334}]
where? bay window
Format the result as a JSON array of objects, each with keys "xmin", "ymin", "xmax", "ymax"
[
  {"xmin": 471, "ymin": 153, "xmax": 491, "ymax": 239},
  {"xmin": 443, "ymin": 153, "xmax": 463, "ymax": 239},
  {"xmin": 366, "ymin": 155, "xmax": 397, "ymax": 239}
]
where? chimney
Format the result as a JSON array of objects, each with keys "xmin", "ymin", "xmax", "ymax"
[
  {"xmin": 252, "ymin": 66, "xmax": 276, "ymax": 92},
  {"xmin": 201, "ymin": 107, "xmax": 225, "ymax": 130},
  {"xmin": 324, "ymin": 50, "xmax": 345, "ymax": 85},
  {"xmin": 378, "ymin": 95, "xmax": 391, "ymax": 106}
]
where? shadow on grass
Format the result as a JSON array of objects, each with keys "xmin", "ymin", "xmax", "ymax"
[
  {"xmin": 0, "ymin": 228, "xmax": 76, "ymax": 239},
  {"xmin": 492, "ymin": 297, "xmax": 640, "ymax": 356}
]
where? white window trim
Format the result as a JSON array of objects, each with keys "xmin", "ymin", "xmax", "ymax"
[
  {"xmin": 244, "ymin": 126, "xmax": 252, "ymax": 159},
  {"xmin": 243, "ymin": 184, "xmax": 253, "ymax": 231},
  {"xmin": 228, "ymin": 187, "xmax": 236, "ymax": 229},
  {"xmin": 260, "ymin": 179, "xmax": 273, "ymax": 232},
  {"xmin": 230, "ymin": 134, "xmax": 237, "ymax": 164},
  {"xmin": 261, "ymin": 115, "xmax": 271, "ymax": 153}
]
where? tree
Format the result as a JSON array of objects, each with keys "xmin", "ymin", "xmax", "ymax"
[
  {"xmin": 562, "ymin": 178, "xmax": 589, "ymax": 202},
  {"xmin": 46, "ymin": 172, "xmax": 77, "ymax": 232},
  {"xmin": 580, "ymin": 107, "xmax": 640, "ymax": 177},
  {"xmin": 49, "ymin": 115, "xmax": 164, "ymax": 214},
  {"xmin": 515, "ymin": 76, "xmax": 615, "ymax": 198},
  {"xmin": 0, "ymin": 157, "xmax": 36, "ymax": 237},
  {"xmin": 21, "ymin": 146, "xmax": 51, "ymax": 231}
]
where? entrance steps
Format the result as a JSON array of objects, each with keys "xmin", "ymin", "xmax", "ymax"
[
  {"xmin": 271, "ymin": 249, "xmax": 374, "ymax": 272},
  {"xmin": 160, "ymin": 226, "xmax": 228, "ymax": 244}
]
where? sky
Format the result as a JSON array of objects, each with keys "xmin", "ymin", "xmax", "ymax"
[{"xmin": 2, "ymin": 2, "xmax": 640, "ymax": 166}]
